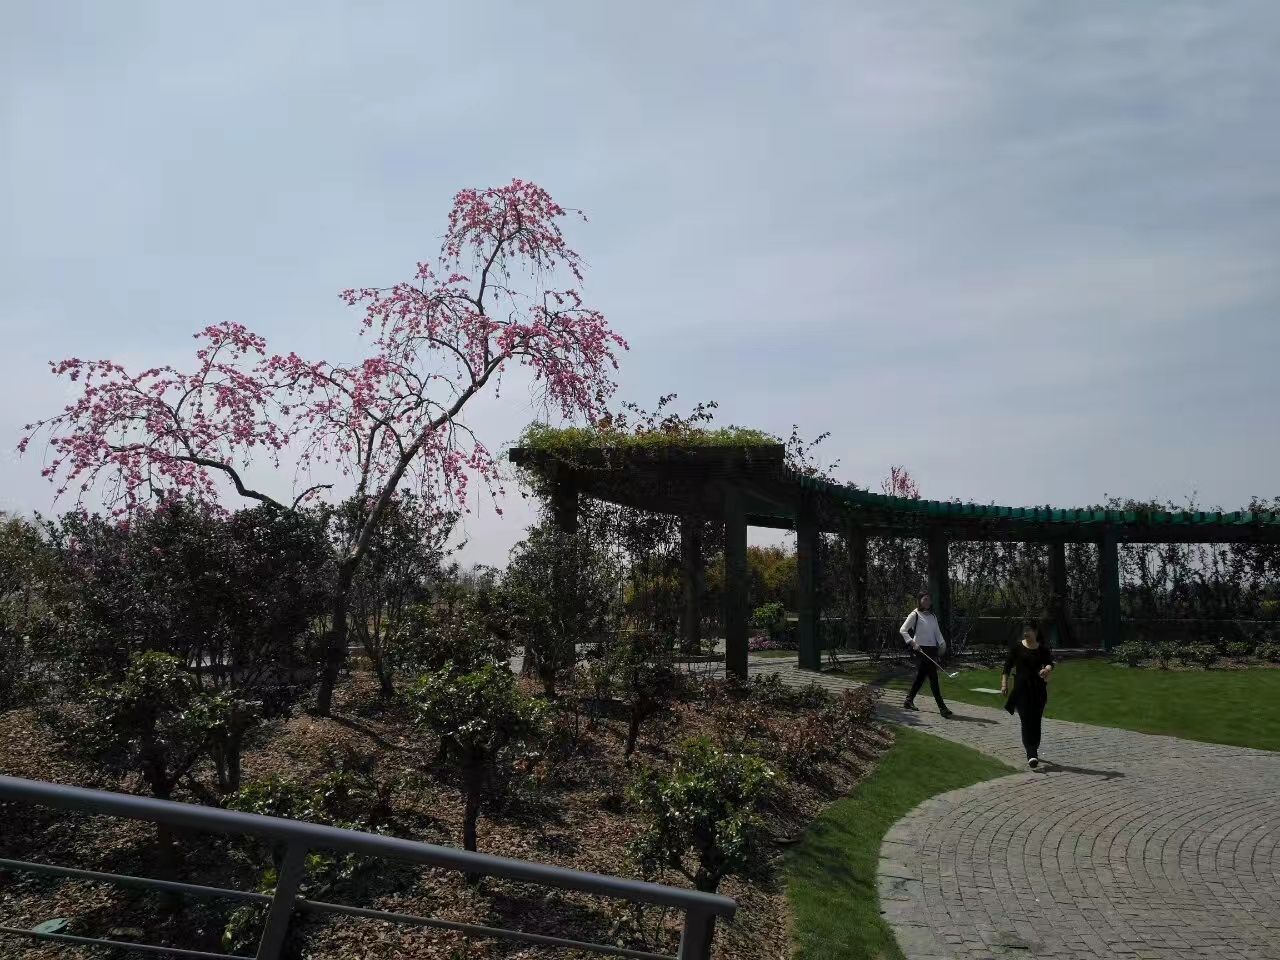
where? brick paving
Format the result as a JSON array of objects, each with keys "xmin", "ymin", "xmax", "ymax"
[{"xmin": 753, "ymin": 659, "xmax": 1280, "ymax": 960}]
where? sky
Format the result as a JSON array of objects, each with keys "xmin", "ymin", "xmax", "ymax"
[{"xmin": 3, "ymin": 1, "xmax": 1279, "ymax": 568}]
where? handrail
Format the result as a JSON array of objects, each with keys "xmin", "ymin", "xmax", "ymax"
[{"xmin": 0, "ymin": 774, "xmax": 735, "ymax": 960}]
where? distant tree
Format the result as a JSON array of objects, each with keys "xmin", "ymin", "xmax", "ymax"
[
  {"xmin": 0, "ymin": 514, "xmax": 60, "ymax": 709},
  {"xmin": 335, "ymin": 492, "xmax": 460, "ymax": 698},
  {"xmin": 505, "ymin": 521, "xmax": 620, "ymax": 697}
]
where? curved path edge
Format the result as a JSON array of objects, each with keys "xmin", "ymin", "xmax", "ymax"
[{"xmin": 747, "ymin": 661, "xmax": 1280, "ymax": 960}]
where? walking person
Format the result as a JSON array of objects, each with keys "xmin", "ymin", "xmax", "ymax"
[
  {"xmin": 899, "ymin": 593, "xmax": 953, "ymax": 718},
  {"xmin": 1001, "ymin": 623, "xmax": 1055, "ymax": 768}
]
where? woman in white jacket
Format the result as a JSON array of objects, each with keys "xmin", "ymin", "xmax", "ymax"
[{"xmin": 899, "ymin": 593, "xmax": 953, "ymax": 717}]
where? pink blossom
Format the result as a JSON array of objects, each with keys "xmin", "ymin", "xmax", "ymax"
[{"xmin": 21, "ymin": 179, "xmax": 626, "ymax": 562}]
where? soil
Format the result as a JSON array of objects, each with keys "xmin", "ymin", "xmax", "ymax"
[{"xmin": 0, "ymin": 672, "xmax": 890, "ymax": 959}]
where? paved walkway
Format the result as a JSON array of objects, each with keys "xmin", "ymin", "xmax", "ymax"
[{"xmin": 757, "ymin": 660, "xmax": 1280, "ymax": 960}]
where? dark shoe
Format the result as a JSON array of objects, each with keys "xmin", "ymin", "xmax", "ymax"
[
  {"xmin": 903, "ymin": 700, "xmax": 919, "ymax": 711},
  {"xmin": 940, "ymin": 708, "xmax": 954, "ymax": 719},
  {"xmin": 1028, "ymin": 757, "xmax": 1039, "ymax": 769}
]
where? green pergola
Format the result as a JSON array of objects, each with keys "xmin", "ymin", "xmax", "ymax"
[{"xmin": 509, "ymin": 443, "xmax": 1280, "ymax": 679}]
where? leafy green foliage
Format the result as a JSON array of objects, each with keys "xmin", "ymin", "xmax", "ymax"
[
  {"xmin": 750, "ymin": 602, "xmax": 787, "ymax": 639},
  {"xmin": 1223, "ymin": 640, "xmax": 1255, "ymax": 660},
  {"xmin": 597, "ymin": 631, "xmax": 679, "ymax": 758},
  {"xmin": 505, "ymin": 521, "xmax": 620, "ymax": 697},
  {"xmin": 405, "ymin": 664, "xmax": 545, "ymax": 852},
  {"xmin": 0, "ymin": 513, "xmax": 60, "ymax": 709},
  {"xmin": 46, "ymin": 502, "xmax": 332, "ymax": 708},
  {"xmin": 1257, "ymin": 640, "xmax": 1280, "ymax": 663},
  {"xmin": 1178, "ymin": 642, "xmax": 1221, "ymax": 669},
  {"xmin": 223, "ymin": 755, "xmax": 398, "ymax": 955},
  {"xmin": 331, "ymin": 493, "xmax": 460, "ymax": 698},
  {"xmin": 384, "ymin": 595, "xmax": 510, "ymax": 682},
  {"xmin": 184, "ymin": 692, "xmax": 262, "ymax": 794},
  {"xmin": 749, "ymin": 672, "xmax": 829, "ymax": 711},
  {"xmin": 84, "ymin": 651, "xmax": 215, "ymax": 800},
  {"xmin": 629, "ymin": 737, "xmax": 775, "ymax": 892},
  {"xmin": 519, "ymin": 422, "xmax": 778, "ymax": 457},
  {"xmin": 1110, "ymin": 641, "xmax": 1149, "ymax": 667}
]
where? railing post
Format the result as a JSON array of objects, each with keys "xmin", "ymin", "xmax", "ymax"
[
  {"xmin": 677, "ymin": 908, "xmax": 716, "ymax": 960},
  {"xmin": 256, "ymin": 843, "xmax": 307, "ymax": 960}
]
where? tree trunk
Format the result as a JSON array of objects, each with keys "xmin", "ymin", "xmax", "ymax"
[
  {"xmin": 462, "ymin": 763, "xmax": 483, "ymax": 882},
  {"xmin": 225, "ymin": 733, "xmax": 243, "ymax": 794},
  {"xmin": 624, "ymin": 707, "xmax": 642, "ymax": 759},
  {"xmin": 316, "ymin": 561, "xmax": 356, "ymax": 716},
  {"xmin": 376, "ymin": 663, "xmax": 394, "ymax": 700}
]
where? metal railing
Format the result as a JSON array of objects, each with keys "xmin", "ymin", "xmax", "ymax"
[{"xmin": 0, "ymin": 774, "xmax": 736, "ymax": 960}]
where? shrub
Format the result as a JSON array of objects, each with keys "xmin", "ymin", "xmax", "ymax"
[
  {"xmin": 406, "ymin": 664, "xmax": 545, "ymax": 853},
  {"xmin": 84, "ymin": 651, "xmax": 213, "ymax": 802},
  {"xmin": 1255, "ymin": 641, "xmax": 1280, "ymax": 664},
  {"xmin": 829, "ymin": 685, "xmax": 878, "ymax": 726},
  {"xmin": 1223, "ymin": 641, "xmax": 1254, "ymax": 660},
  {"xmin": 224, "ymin": 758, "xmax": 397, "ymax": 956},
  {"xmin": 602, "ymin": 631, "xmax": 679, "ymax": 759},
  {"xmin": 750, "ymin": 602, "xmax": 787, "ymax": 639},
  {"xmin": 1151, "ymin": 642, "xmax": 1177, "ymax": 670},
  {"xmin": 504, "ymin": 523, "xmax": 620, "ymax": 697},
  {"xmin": 1178, "ymin": 643, "xmax": 1220, "ymax": 670},
  {"xmin": 750, "ymin": 673, "xmax": 829, "ymax": 710},
  {"xmin": 0, "ymin": 514, "xmax": 60, "ymax": 710},
  {"xmin": 385, "ymin": 600, "xmax": 509, "ymax": 680},
  {"xmin": 776, "ymin": 713, "xmax": 843, "ymax": 778},
  {"xmin": 1109, "ymin": 641, "xmax": 1148, "ymax": 667},
  {"xmin": 629, "ymin": 737, "xmax": 775, "ymax": 893},
  {"xmin": 186, "ymin": 692, "xmax": 262, "ymax": 794}
]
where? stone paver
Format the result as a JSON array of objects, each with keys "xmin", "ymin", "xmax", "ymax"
[{"xmin": 757, "ymin": 660, "xmax": 1280, "ymax": 960}]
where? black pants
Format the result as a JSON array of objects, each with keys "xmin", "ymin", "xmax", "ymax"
[
  {"xmin": 1016, "ymin": 701, "xmax": 1044, "ymax": 759},
  {"xmin": 906, "ymin": 648, "xmax": 947, "ymax": 710}
]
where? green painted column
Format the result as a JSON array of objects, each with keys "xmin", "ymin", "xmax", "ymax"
[
  {"xmin": 797, "ymin": 498, "xmax": 820, "ymax": 671},
  {"xmin": 551, "ymin": 471, "xmax": 578, "ymax": 535},
  {"xmin": 847, "ymin": 527, "xmax": 869, "ymax": 651},
  {"xmin": 1048, "ymin": 540, "xmax": 1072, "ymax": 647},
  {"xmin": 722, "ymin": 490, "xmax": 749, "ymax": 681},
  {"xmin": 1099, "ymin": 527, "xmax": 1121, "ymax": 652},
  {"xmin": 680, "ymin": 515, "xmax": 703, "ymax": 654},
  {"xmin": 927, "ymin": 528, "xmax": 952, "ymax": 643}
]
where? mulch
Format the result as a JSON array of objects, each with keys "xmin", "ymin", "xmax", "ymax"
[{"xmin": 0, "ymin": 673, "xmax": 891, "ymax": 959}]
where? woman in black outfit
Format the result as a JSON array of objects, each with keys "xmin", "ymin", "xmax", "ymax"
[{"xmin": 1001, "ymin": 624, "xmax": 1054, "ymax": 768}]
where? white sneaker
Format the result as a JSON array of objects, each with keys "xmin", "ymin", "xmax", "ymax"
[{"xmin": 1028, "ymin": 757, "xmax": 1039, "ymax": 769}]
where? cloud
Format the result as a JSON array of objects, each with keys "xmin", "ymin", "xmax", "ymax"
[{"xmin": 3, "ymin": 0, "xmax": 1279, "ymax": 564}]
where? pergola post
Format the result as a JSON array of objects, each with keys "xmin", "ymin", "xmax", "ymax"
[
  {"xmin": 551, "ymin": 471, "xmax": 579, "ymax": 535},
  {"xmin": 1048, "ymin": 540, "xmax": 1073, "ymax": 647},
  {"xmin": 846, "ymin": 527, "xmax": 869, "ymax": 651},
  {"xmin": 927, "ymin": 527, "xmax": 952, "ymax": 643},
  {"xmin": 680, "ymin": 515, "xmax": 703, "ymax": 654},
  {"xmin": 797, "ymin": 497, "xmax": 821, "ymax": 671},
  {"xmin": 722, "ymin": 488, "xmax": 749, "ymax": 681},
  {"xmin": 1099, "ymin": 526, "xmax": 1121, "ymax": 651}
]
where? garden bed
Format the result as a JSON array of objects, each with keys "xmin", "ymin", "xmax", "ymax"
[{"xmin": 0, "ymin": 672, "xmax": 889, "ymax": 959}]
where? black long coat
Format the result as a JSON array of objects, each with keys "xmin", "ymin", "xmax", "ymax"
[{"xmin": 1003, "ymin": 641, "xmax": 1055, "ymax": 714}]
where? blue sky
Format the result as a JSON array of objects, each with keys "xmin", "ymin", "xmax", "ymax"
[{"xmin": 4, "ymin": 1, "xmax": 1278, "ymax": 566}]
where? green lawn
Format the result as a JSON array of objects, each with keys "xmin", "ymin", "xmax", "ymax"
[
  {"xmin": 833, "ymin": 658, "xmax": 1280, "ymax": 752},
  {"xmin": 786, "ymin": 728, "xmax": 1013, "ymax": 960}
]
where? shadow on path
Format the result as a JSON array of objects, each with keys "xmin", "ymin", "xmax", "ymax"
[{"xmin": 1042, "ymin": 762, "xmax": 1126, "ymax": 780}]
